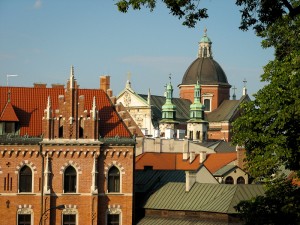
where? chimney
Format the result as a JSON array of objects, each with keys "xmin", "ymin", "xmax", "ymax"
[
  {"xmin": 199, "ymin": 151, "xmax": 207, "ymax": 163},
  {"xmin": 185, "ymin": 171, "xmax": 196, "ymax": 192},
  {"xmin": 189, "ymin": 152, "xmax": 195, "ymax": 163},
  {"xmin": 107, "ymin": 89, "xmax": 113, "ymax": 97},
  {"xmin": 236, "ymin": 145, "xmax": 246, "ymax": 169},
  {"xmin": 183, "ymin": 152, "xmax": 189, "ymax": 160},
  {"xmin": 100, "ymin": 75, "xmax": 110, "ymax": 93},
  {"xmin": 51, "ymin": 84, "xmax": 65, "ymax": 89},
  {"xmin": 34, "ymin": 83, "xmax": 47, "ymax": 88}
]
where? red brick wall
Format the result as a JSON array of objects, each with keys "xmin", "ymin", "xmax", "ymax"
[
  {"xmin": 179, "ymin": 84, "xmax": 230, "ymax": 112},
  {"xmin": 0, "ymin": 144, "xmax": 134, "ymax": 225}
]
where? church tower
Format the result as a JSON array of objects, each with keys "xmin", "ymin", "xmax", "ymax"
[
  {"xmin": 159, "ymin": 77, "xmax": 179, "ymax": 138},
  {"xmin": 187, "ymin": 81, "xmax": 208, "ymax": 142},
  {"xmin": 179, "ymin": 29, "xmax": 231, "ymax": 112}
]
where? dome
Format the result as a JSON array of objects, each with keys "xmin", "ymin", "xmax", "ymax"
[
  {"xmin": 181, "ymin": 29, "xmax": 230, "ymax": 86},
  {"xmin": 181, "ymin": 57, "xmax": 229, "ymax": 85}
]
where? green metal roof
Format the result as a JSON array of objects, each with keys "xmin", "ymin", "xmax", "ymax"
[
  {"xmin": 135, "ymin": 170, "xmax": 185, "ymax": 193},
  {"xmin": 144, "ymin": 182, "xmax": 264, "ymax": 214},
  {"xmin": 213, "ymin": 165, "xmax": 237, "ymax": 177},
  {"xmin": 138, "ymin": 216, "xmax": 234, "ymax": 225},
  {"xmin": 139, "ymin": 94, "xmax": 191, "ymax": 122},
  {"xmin": 206, "ymin": 95, "xmax": 250, "ymax": 122}
]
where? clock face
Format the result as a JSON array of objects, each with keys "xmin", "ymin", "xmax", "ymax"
[{"xmin": 124, "ymin": 92, "xmax": 131, "ymax": 106}]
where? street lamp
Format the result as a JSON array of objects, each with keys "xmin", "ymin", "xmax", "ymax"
[
  {"xmin": 39, "ymin": 204, "xmax": 65, "ymax": 225},
  {"xmin": 6, "ymin": 74, "xmax": 19, "ymax": 86}
]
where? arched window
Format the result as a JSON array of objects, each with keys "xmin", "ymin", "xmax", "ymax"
[
  {"xmin": 64, "ymin": 166, "xmax": 77, "ymax": 193},
  {"xmin": 19, "ymin": 166, "xmax": 32, "ymax": 192},
  {"xmin": 237, "ymin": 176, "xmax": 245, "ymax": 184},
  {"xmin": 225, "ymin": 176, "xmax": 234, "ymax": 184},
  {"xmin": 108, "ymin": 166, "xmax": 120, "ymax": 193},
  {"xmin": 204, "ymin": 99, "xmax": 211, "ymax": 112}
]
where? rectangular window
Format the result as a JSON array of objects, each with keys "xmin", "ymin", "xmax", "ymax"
[
  {"xmin": 107, "ymin": 214, "xmax": 119, "ymax": 225},
  {"xmin": 63, "ymin": 214, "xmax": 76, "ymax": 225},
  {"xmin": 5, "ymin": 122, "xmax": 15, "ymax": 133},
  {"xmin": 18, "ymin": 214, "xmax": 31, "ymax": 225}
]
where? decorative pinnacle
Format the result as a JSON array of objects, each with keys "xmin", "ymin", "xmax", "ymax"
[{"xmin": 204, "ymin": 27, "xmax": 207, "ymax": 36}]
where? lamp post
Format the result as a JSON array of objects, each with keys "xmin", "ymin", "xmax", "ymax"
[{"xmin": 39, "ymin": 205, "xmax": 65, "ymax": 225}]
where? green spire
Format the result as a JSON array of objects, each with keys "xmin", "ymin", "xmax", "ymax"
[
  {"xmin": 161, "ymin": 75, "xmax": 177, "ymax": 123},
  {"xmin": 189, "ymin": 81, "xmax": 205, "ymax": 120}
]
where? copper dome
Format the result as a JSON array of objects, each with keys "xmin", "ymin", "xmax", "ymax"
[{"xmin": 181, "ymin": 57, "xmax": 229, "ymax": 86}]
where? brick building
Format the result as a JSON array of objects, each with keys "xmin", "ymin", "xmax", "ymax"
[
  {"xmin": 117, "ymin": 29, "xmax": 250, "ymax": 142},
  {"xmin": 0, "ymin": 67, "xmax": 135, "ymax": 225}
]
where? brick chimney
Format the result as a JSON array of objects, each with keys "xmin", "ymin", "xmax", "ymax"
[
  {"xmin": 236, "ymin": 145, "xmax": 246, "ymax": 169},
  {"xmin": 34, "ymin": 83, "xmax": 47, "ymax": 88},
  {"xmin": 100, "ymin": 75, "xmax": 110, "ymax": 93}
]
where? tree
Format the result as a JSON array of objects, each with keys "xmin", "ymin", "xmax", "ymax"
[
  {"xmin": 235, "ymin": 178, "xmax": 300, "ymax": 225},
  {"xmin": 115, "ymin": 0, "xmax": 300, "ymax": 28},
  {"xmin": 236, "ymin": 0, "xmax": 300, "ymax": 32},
  {"xmin": 232, "ymin": 15, "xmax": 300, "ymax": 180}
]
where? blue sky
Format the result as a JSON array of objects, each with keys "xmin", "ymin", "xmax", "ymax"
[{"xmin": 0, "ymin": 0, "xmax": 273, "ymax": 98}]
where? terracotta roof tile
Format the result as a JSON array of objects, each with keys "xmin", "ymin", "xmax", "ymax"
[
  {"xmin": 135, "ymin": 152, "xmax": 201, "ymax": 171},
  {"xmin": 0, "ymin": 86, "xmax": 131, "ymax": 137},
  {"xmin": 203, "ymin": 152, "xmax": 237, "ymax": 174},
  {"xmin": 0, "ymin": 101, "xmax": 19, "ymax": 121}
]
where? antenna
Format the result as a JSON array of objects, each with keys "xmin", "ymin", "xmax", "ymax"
[{"xmin": 6, "ymin": 74, "xmax": 19, "ymax": 86}]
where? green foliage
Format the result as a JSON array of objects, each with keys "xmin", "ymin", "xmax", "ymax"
[
  {"xmin": 235, "ymin": 179, "xmax": 300, "ymax": 225},
  {"xmin": 115, "ymin": 0, "xmax": 300, "ymax": 29},
  {"xmin": 115, "ymin": 0, "xmax": 208, "ymax": 27},
  {"xmin": 232, "ymin": 15, "xmax": 300, "ymax": 180},
  {"xmin": 236, "ymin": 0, "xmax": 300, "ymax": 33}
]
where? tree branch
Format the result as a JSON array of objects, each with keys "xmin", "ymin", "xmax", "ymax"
[{"xmin": 281, "ymin": 0, "xmax": 300, "ymax": 17}]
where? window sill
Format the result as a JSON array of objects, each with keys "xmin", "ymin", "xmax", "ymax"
[
  {"xmin": 61, "ymin": 193, "xmax": 81, "ymax": 195},
  {"xmin": 106, "ymin": 192, "xmax": 124, "ymax": 196},
  {"xmin": 17, "ymin": 193, "xmax": 36, "ymax": 195}
]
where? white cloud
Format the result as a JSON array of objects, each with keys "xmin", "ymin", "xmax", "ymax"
[{"xmin": 34, "ymin": 0, "xmax": 42, "ymax": 9}]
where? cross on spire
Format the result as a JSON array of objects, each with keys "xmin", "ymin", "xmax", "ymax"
[
  {"xmin": 232, "ymin": 86, "xmax": 237, "ymax": 100},
  {"xmin": 243, "ymin": 78, "xmax": 247, "ymax": 87},
  {"xmin": 127, "ymin": 71, "xmax": 131, "ymax": 81},
  {"xmin": 232, "ymin": 86, "xmax": 237, "ymax": 94}
]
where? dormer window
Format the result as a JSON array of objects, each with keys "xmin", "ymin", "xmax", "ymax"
[{"xmin": 0, "ymin": 121, "xmax": 19, "ymax": 135}]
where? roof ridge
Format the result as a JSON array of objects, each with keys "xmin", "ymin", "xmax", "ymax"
[{"xmin": 227, "ymin": 184, "xmax": 238, "ymax": 213}]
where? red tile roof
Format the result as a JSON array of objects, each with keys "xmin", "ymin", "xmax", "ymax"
[
  {"xmin": 0, "ymin": 86, "xmax": 131, "ymax": 138},
  {"xmin": 135, "ymin": 152, "xmax": 201, "ymax": 171},
  {"xmin": 0, "ymin": 101, "xmax": 19, "ymax": 122},
  {"xmin": 203, "ymin": 152, "xmax": 237, "ymax": 174}
]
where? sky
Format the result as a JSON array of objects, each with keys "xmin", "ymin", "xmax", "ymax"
[{"xmin": 0, "ymin": 0, "xmax": 274, "ymax": 99}]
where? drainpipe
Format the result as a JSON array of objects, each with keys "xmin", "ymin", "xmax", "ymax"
[{"xmin": 40, "ymin": 143, "xmax": 44, "ymax": 225}]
